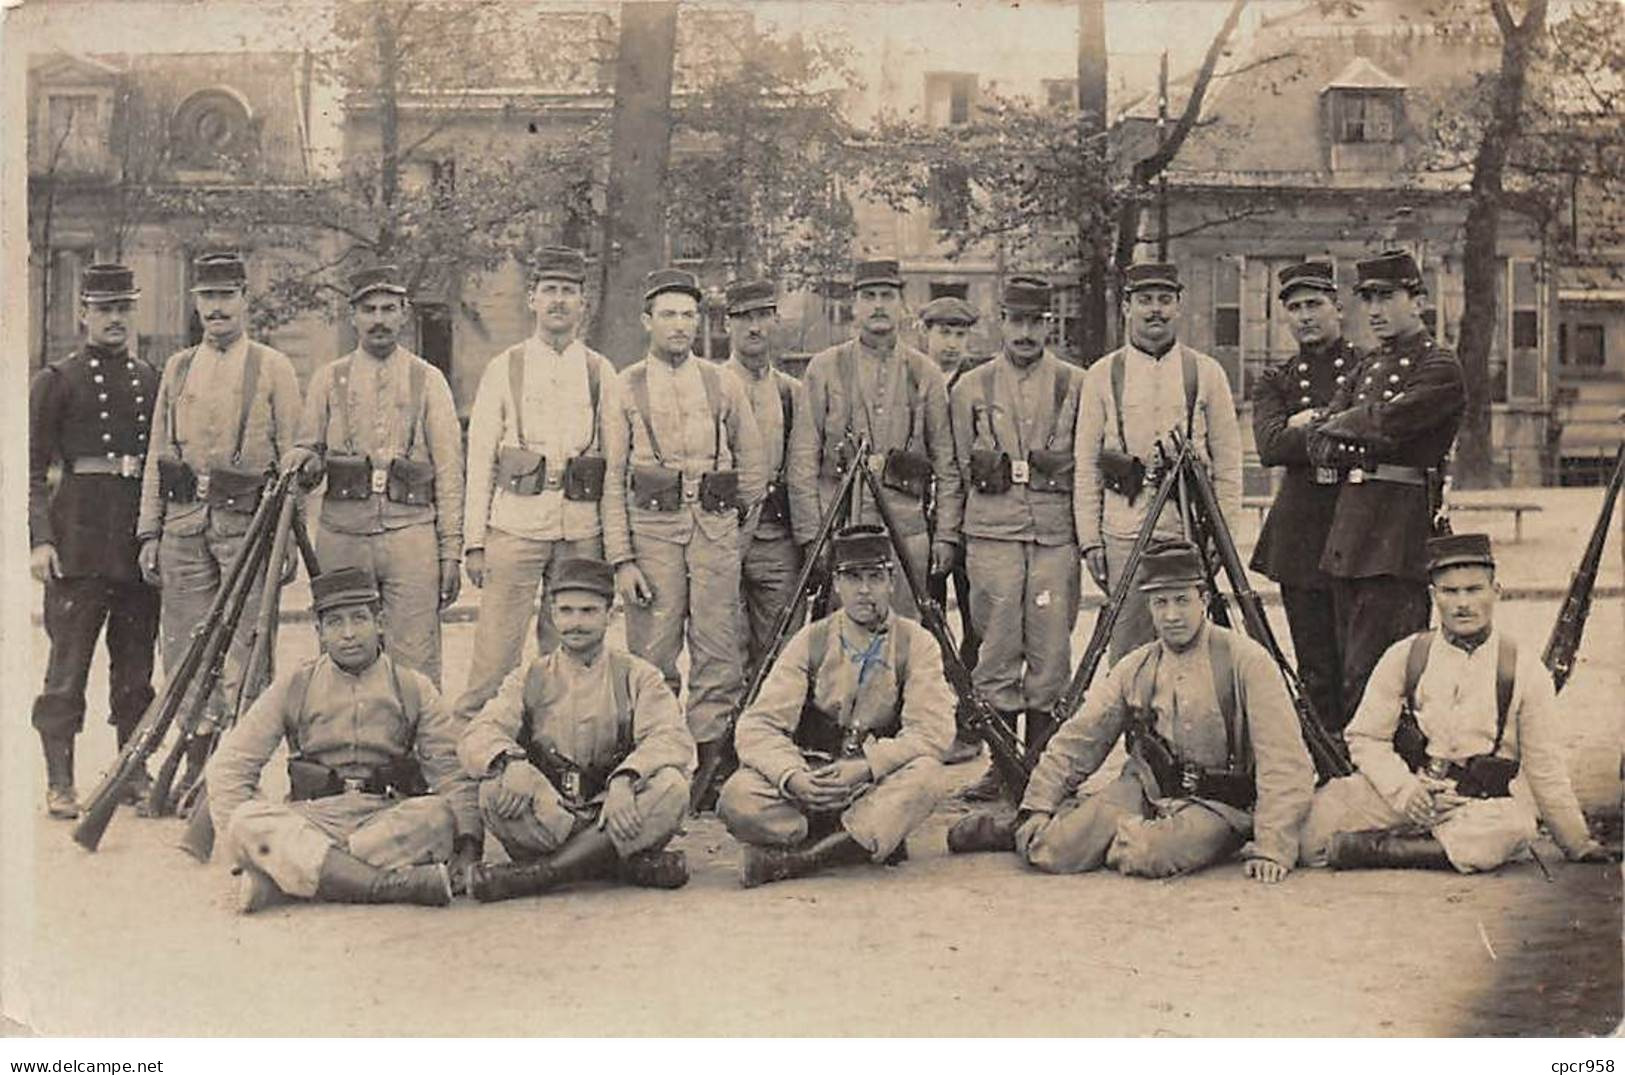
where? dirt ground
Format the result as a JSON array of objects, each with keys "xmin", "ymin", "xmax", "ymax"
[{"xmin": 4, "ymin": 592, "xmax": 1619, "ymax": 1038}]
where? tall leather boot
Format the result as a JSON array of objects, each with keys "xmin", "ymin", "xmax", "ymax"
[
  {"xmin": 739, "ymin": 830, "xmax": 872, "ymax": 888},
  {"xmin": 42, "ymin": 734, "xmax": 79, "ymax": 820},
  {"xmin": 689, "ymin": 738, "xmax": 731, "ymax": 813},
  {"xmin": 313, "ymin": 847, "xmax": 453, "ymax": 907},
  {"xmin": 1327, "ymin": 828, "xmax": 1453, "ymax": 871},
  {"xmin": 467, "ymin": 826, "xmax": 620, "ymax": 902},
  {"xmin": 1022, "ymin": 711, "xmax": 1057, "ymax": 768},
  {"xmin": 955, "ymin": 710, "xmax": 1023, "ymax": 802},
  {"xmin": 616, "ymin": 849, "xmax": 690, "ymax": 889},
  {"xmin": 946, "ymin": 811, "xmax": 1017, "ymax": 855},
  {"xmin": 113, "ymin": 720, "xmax": 153, "ymax": 809}
]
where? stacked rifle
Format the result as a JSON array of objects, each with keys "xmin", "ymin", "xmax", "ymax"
[
  {"xmin": 1543, "ymin": 442, "xmax": 1623, "ymax": 694},
  {"xmin": 72, "ymin": 469, "xmax": 315, "ymax": 855}
]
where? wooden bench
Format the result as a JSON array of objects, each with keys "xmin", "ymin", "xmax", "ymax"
[{"xmin": 1243, "ymin": 494, "xmax": 1543, "ymax": 542}]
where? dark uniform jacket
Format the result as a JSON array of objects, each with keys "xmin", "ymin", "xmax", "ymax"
[
  {"xmin": 28, "ymin": 344, "xmax": 160, "ymax": 582},
  {"xmin": 1310, "ymin": 330, "xmax": 1464, "ymax": 582},
  {"xmin": 1248, "ymin": 336, "xmax": 1359, "ymax": 589}
]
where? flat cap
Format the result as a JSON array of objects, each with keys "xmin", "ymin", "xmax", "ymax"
[
  {"xmin": 643, "ymin": 267, "xmax": 704, "ymax": 305},
  {"xmin": 531, "ymin": 245, "xmax": 587, "ymax": 285},
  {"xmin": 832, "ymin": 524, "xmax": 894, "ymax": 572},
  {"xmin": 1277, "ymin": 260, "xmax": 1338, "ymax": 301},
  {"xmin": 191, "ymin": 252, "xmax": 248, "ymax": 292},
  {"xmin": 1122, "ymin": 262, "xmax": 1183, "ymax": 294},
  {"xmin": 725, "ymin": 278, "xmax": 777, "ymax": 316},
  {"xmin": 919, "ymin": 296, "xmax": 978, "ymax": 327},
  {"xmin": 348, "ymin": 264, "xmax": 408, "ymax": 303},
  {"xmin": 1136, "ymin": 541, "xmax": 1206, "ymax": 591},
  {"xmin": 853, "ymin": 258, "xmax": 904, "ymax": 290},
  {"xmin": 311, "ymin": 566, "xmax": 382, "ymax": 614},
  {"xmin": 1426, "ymin": 532, "xmax": 1495, "ymax": 573},
  {"xmin": 1002, "ymin": 274, "xmax": 1053, "ymax": 314},
  {"xmin": 550, "ymin": 557, "xmax": 616, "ymax": 600},
  {"xmin": 1354, "ymin": 249, "xmax": 1424, "ymax": 294},
  {"xmin": 80, "ymin": 263, "xmax": 141, "ymax": 304}
]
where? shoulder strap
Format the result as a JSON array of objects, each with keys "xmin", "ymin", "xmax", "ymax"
[
  {"xmin": 232, "ymin": 343, "xmax": 263, "ymax": 462},
  {"xmin": 609, "ymin": 650, "xmax": 635, "ymax": 760},
  {"xmin": 507, "ymin": 346, "xmax": 527, "ymax": 448},
  {"xmin": 1207, "ymin": 629, "xmax": 1240, "ymax": 764},
  {"xmin": 403, "ymin": 359, "xmax": 427, "ymax": 457},
  {"xmin": 388, "ymin": 654, "xmax": 423, "ymax": 725},
  {"xmin": 1403, "ymin": 631, "xmax": 1434, "ymax": 713},
  {"xmin": 585, "ymin": 355, "xmax": 602, "ymax": 452},
  {"xmin": 1047, "ymin": 364, "xmax": 1072, "ymax": 448},
  {"xmin": 698, "ymin": 361, "xmax": 723, "ymax": 464},
  {"xmin": 1493, "ymin": 634, "xmax": 1515, "ymax": 753},
  {"xmin": 903, "ymin": 358, "xmax": 919, "ymax": 449},
  {"xmin": 980, "ymin": 368, "xmax": 999, "ymax": 450},
  {"xmin": 285, "ymin": 661, "xmax": 320, "ymax": 755},
  {"xmin": 627, "ymin": 365, "xmax": 665, "ymax": 463},
  {"xmin": 777, "ymin": 374, "xmax": 794, "ymax": 474},
  {"xmin": 893, "ymin": 622, "xmax": 912, "ymax": 689},
  {"xmin": 1110, "ymin": 351, "xmax": 1129, "ymax": 453},
  {"xmin": 1181, "ymin": 347, "xmax": 1198, "ymax": 440},
  {"xmin": 168, "ymin": 347, "xmax": 200, "ymax": 460},
  {"xmin": 804, "ymin": 618, "xmax": 832, "ymax": 709},
  {"xmin": 839, "ymin": 345, "xmax": 860, "ymax": 438}
]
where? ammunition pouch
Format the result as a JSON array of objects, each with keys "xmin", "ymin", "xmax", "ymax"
[
  {"xmin": 760, "ymin": 479, "xmax": 792, "ymax": 525},
  {"xmin": 881, "ymin": 448, "xmax": 932, "ymax": 501},
  {"xmin": 286, "ymin": 755, "xmax": 427, "ymax": 802},
  {"xmin": 1099, "ymin": 449, "xmax": 1146, "ymax": 502},
  {"xmin": 526, "ymin": 743, "xmax": 615, "ymax": 809},
  {"xmin": 1393, "ymin": 708, "xmax": 1431, "ymax": 773},
  {"xmin": 968, "ymin": 449, "xmax": 1014, "ymax": 495},
  {"xmin": 1454, "ymin": 755, "xmax": 1519, "ymax": 800},
  {"xmin": 1027, "ymin": 449, "xmax": 1075, "ymax": 495},
  {"xmin": 1128, "ymin": 717, "xmax": 1255, "ymax": 810},
  {"xmin": 385, "ymin": 456, "xmax": 436, "ymax": 507},
  {"xmin": 204, "ymin": 463, "xmax": 269, "ymax": 514},
  {"xmin": 325, "ymin": 453, "xmax": 376, "ymax": 501},
  {"xmin": 495, "ymin": 446, "xmax": 547, "ymax": 496},
  {"xmin": 562, "ymin": 454, "xmax": 606, "ymax": 502},
  {"xmin": 631, "ymin": 464, "xmax": 683, "ymax": 512},
  {"xmin": 157, "ymin": 456, "xmax": 198, "ymax": 504},
  {"xmin": 793, "ymin": 702, "xmax": 895, "ymax": 761},
  {"xmin": 699, "ymin": 470, "xmax": 740, "ymax": 514}
]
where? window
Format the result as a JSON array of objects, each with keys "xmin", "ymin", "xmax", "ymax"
[
  {"xmin": 430, "ymin": 159, "xmax": 456, "ymax": 209},
  {"xmin": 928, "ymin": 163, "xmax": 970, "ymax": 231},
  {"xmin": 1213, "ymin": 257, "xmax": 1242, "ymax": 350},
  {"xmin": 45, "ymin": 92, "xmax": 106, "ymax": 173},
  {"xmin": 1049, "ymin": 284, "xmax": 1079, "ymax": 358},
  {"xmin": 925, "ymin": 73, "xmax": 978, "ymax": 128},
  {"xmin": 1331, "ymin": 91, "xmax": 1396, "ymax": 144},
  {"xmin": 1561, "ymin": 323, "xmax": 1606, "ymax": 369},
  {"xmin": 1498, "ymin": 258, "xmax": 1542, "ymax": 401}
]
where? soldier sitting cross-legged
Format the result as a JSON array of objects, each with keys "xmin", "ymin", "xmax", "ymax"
[
  {"xmin": 458, "ymin": 557, "xmax": 696, "ymax": 902},
  {"xmin": 718, "ymin": 524, "xmax": 955, "ymax": 887}
]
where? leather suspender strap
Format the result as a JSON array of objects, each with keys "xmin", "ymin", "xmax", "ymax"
[
  {"xmin": 628, "ymin": 365, "xmax": 665, "ymax": 463},
  {"xmin": 507, "ymin": 346, "xmax": 527, "ymax": 449},
  {"xmin": 1110, "ymin": 351, "xmax": 1129, "ymax": 453},
  {"xmin": 1181, "ymin": 347, "xmax": 1198, "ymax": 440},
  {"xmin": 167, "ymin": 347, "xmax": 200, "ymax": 461},
  {"xmin": 1402, "ymin": 630, "xmax": 1516, "ymax": 754},
  {"xmin": 609, "ymin": 650, "xmax": 635, "ymax": 762},
  {"xmin": 403, "ymin": 359, "xmax": 426, "ymax": 458},
  {"xmin": 980, "ymin": 372, "xmax": 1000, "ymax": 451},
  {"xmin": 585, "ymin": 356, "xmax": 602, "ymax": 453},
  {"xmin": 231, "ymin": 344, "xmax": 263, "ymax": 463},
  {"xmin": 1208, "ymin": 628, "xmax": 1240, "ymax": 766},
  {"xmin": 1046, "ymin": 365, "xmax": 1071, "ymax": 449},
  {"xmin": 775, "ymin": 375, "xmax": 794, "ymax": 478},
  {"xmin": 697, "ymin": 361, "xmax": 723, "ymax": 466}
]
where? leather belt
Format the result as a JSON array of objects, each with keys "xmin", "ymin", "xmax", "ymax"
[
  {"xmin": 1347, "ymin": 464, "xmax": 1427, "ymax": 486},
  {"xmin": 72, "ymin": 454, "xmax": 144, "ymax": 479},
  {"xmin": 1290, "ymin": 465, "xmax": 1343, "ymax": 486}
]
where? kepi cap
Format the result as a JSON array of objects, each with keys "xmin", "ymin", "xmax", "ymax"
[
  {"xmin": 643, "ymin": 267, "xmax": 704, "ymax": 305},
  {"xmin": 311, "ymin": 566, "xmax": 382, "ymax": 615},
  {"xmin": 191, "ymin": 252, "xmax": 248, "ymax": 292},
  {"xmin": 1122, "ymin": 262, "xmax": 1183, "ymax": 294},
  {"xmin": 919, "ymin": 296, "xmax": 978, "ymax": 327},
  {"xmin": 853, "ymin": 258, "xmax": 904, "ymax": 290},
  {"xmin": 1426, "ymin": 532, "xmax": 1495, "ymax": 573},
  {"xmin": 531, "ymin": 246, "xmax": 587, "ymax": 285},
  {"xmin": 1002, "ymin": 274, "xmax": 1052, "ymax": 314},
  {"xmin": 1354, "ymin": 249, "xmax": 1424, "ymax": 294},
  {"xmin": 348, "ymin": 264, "xmax": 408, "ymax": 303},
  {"xmin": 832, "ymin": 524, "xmax": 894, "ymax": 572},
  {"xmin": 725, "ymin": 279, "xmax": 777, "ymax": 316},
  {"xmin": 1277, "ymin": 260, "xmax": 1338, "ymax": 301},
  {"xmin": 1136, "ymin": 541, "xmax": 1206, "ymax": 591},
  {"xmin": 80, "ymin": 263, "xmax": 141, "ymax": 304},
  {"xmin": 549, "ymin": 557, "xmax": 616, "ymax": 601}
]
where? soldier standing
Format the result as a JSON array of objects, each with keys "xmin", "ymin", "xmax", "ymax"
[
  {"xmin": 723, "ymin": 278, "xmax": 808, "ymax": 670},
  {"xmin": 137, "ymin": 252, "xmax": 303, "ymax": 776},
  {"xmin": 602, "ymin": 268, "xmax": 766, "ymax": 786},
  {"xmin": 284, "ymin": 265, "xmax": 465, "ymax": 687},
  {"xmin": 459, "ymin": 247, "xmax": 620, "ymax": 703},
  {"xmin": 941, "ymin": 277, "xmax": 1083, "ymax": 800},
  {"xmin": 786, "ymin": 258, "xmax": 960, "ymax": 616},
  {"xmin": 1307, "ymin": 250, "xmax": 1465, "ymax": 729},
  {"xmin": 919, "ymin": 294, "xmax": 982, "ymax": 766},
  {"xmin": 1073, "ymin": 262, "xmax": 1243, "ymax": 665},
  {"xmin": 1250, "ymin": 261, "xmax": 1361, "ymax": 734},
  {"xmin": 29, "ymin": 264, "xmax": 161, "ymax": 818}
]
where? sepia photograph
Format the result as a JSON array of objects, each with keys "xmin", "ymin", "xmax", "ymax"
[{"xmin": 0, "ymin": 0, "xmax": 1620, "ymax": 1052}]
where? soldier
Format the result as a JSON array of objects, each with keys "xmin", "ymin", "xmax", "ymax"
[
  {"xmin": 283, "ymin": 264, "xmax": 465, "ymax": 687},
  {"xmin": 1300, "ymin": 534, "xmax": 1610, "ymax": 871},
  {"xmin": 723, "ymin": 278, "xmax": 808, "ymax": 670},
  {"xmin": 29, "ymin": 264, "xmax": 161, "ymax": 818},
  {"xmin": 1307, "ymin": 250, "xmax": 1465, "ymax": 730},
  {"xmin": 206, "ymin": 567, "xmax": 480, "ymax": 913},
  {"xmin": 1074, "ymin": 262, "xmax": 1242, "ymax": 665},
  {"xmin": 942, "ymin": 277, "xmax": 1083, "ymax": 801},
  {"xmin": 919, "ymin": 294, "xmax": 983, "ymax": 766},
  {"xmin": 459, "ymin": 246, "xmax": 620, "ymax": 703},
  {"xmin": 950, "ymin": 543, "xmax": 1314, "ymax": 884},
  {"xmin": 137, "ymin": 252, "xmax": 303, "ymax": 781},
  {"xmin": 602, "ymin": 268, "xmax": 766, "ymax": 785},
  {"xmin": 786, "ymin": 258, "xmax": 960, "ymax": 617},
  {"xmin": 457, "ymin": 558, "xmax": 695, "ymax": 901},
  {"xmin": 718, "ymin": 525, "xmax": 955, "ymax": 886},
  {"xmin": 1250, "ymin": 261, "xmax": 1361, "ymax": 734}
]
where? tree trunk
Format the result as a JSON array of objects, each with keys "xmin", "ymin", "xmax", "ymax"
[
  {"xmin": 1076, "ymin": 0, "xmax": 1110, "ymax": 361},
  {"xmin": 374, "ymin": 0, "xmax": 401, "ymax": 259},
  {"xmin": 1454, "ymin": 0, "xmax": 1548, "ymax": 488},
  {"xmin": 591, "ymin": 2, "xmax": 678, "ymax": 366}
]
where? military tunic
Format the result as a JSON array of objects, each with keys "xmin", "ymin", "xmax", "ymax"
[
  {"xmin": 207, "ymin": 652, "xmax": 477, "ymax": 899},
  {"xmin": 460, "ymin": 338, "xmax": 622, "ymax": 700},
  {"xmin": 459, "ymin": 644, "xmax": 694, "ymax": 860},
  {"xmin": 1309, "ymin": 329, "xmax": 1465, "ymax": 728},
  {"xmin": 28, "ymin": 344, "xmax": 161, "ymax": 739},
  {"xmin": 719, "ymin": 610, "xmax": 955, "ymax": 860},
  {"xmin": 1249, "ymin": 335, "xmax": 1360, "ymax": 732}
]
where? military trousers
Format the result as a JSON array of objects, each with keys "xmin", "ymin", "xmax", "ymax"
[
  {"xmin": 1299, "ymin": 773, "xmax": 1538, "ymax": 873},
  {"xmin": 966, "ymin": 538, "xmax": 1080, "ymax": 713},
  {"xmin": 624, "ymin": 528, "xmax": 743, "ymax": 744},
  {"xmin": 316, "ymin": 522, "xmax": 444, "ymax": 687},
  {"xmin": 1330, "ymin": 575, "xmax": 1430, "ymax": 731},
  {"xmin": 718, "ymin": 756, "xmax": 945, "ymax": 861},
  {"xmin": 465, "ymin": 528, "xmax": 604, "ymax": 704},
  {"xmin": 1279, "ymin": 584, "xmax": 1343, "ymax": 735},
  {"xmin": 1024, "ymin": 767, "xmax": 1246, "ymax": 878},
  {"xmin": 480, "ymin": 767, "xmax": 688, "ymax": 862},
  {"xmin": 226, "ymin": 792, "xmax": 456, "ymax": 898},
  {"xmin": 739, "ymin": 534, "xmax": 804, "ymax": 671},
  {"xmin": 1100, "ymin": 533, "xmax": 1158, "ymax": 666},
  {"xmin": 33, "ymin": 575, "xmax": 158, "ymax": 740},
  {"xmin": 158, "ymin": 518, "xmax": 265, "ymax": 725}
]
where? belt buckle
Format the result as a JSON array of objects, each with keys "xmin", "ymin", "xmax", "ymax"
[
  {"xmin": 1180, "ymin": 763, "xmax": 1202, "ymax": 795},
  {"xmin": 196, "ymin": 471, "xmax": 211, "ymax": 499},
  {"xmin": 681, "ymin": 474, "xmax": 702, "ymax": 502},
  {"xmin": 119, "ymin": 454, "xmax": 141, "ymax": 479},
  {"xmin": 342, "ymin": 776, "xmax": 367, "ymax": 794},
  {"xmin": 866, "ymin": 452, "xmax": 886, "ymax": 476},
  {"xmin": 370, "ymin": 467, "xmax": 388, "ymax": 495},
  {"xmin": 1010, "ymin": 459, "xmax": 1031, "ymax": 485},
  {"xmin": 561, "ymin": 770, "xmax": 582, "ymax": 801},
  {"xmin": 1314, "ymin": 466, "xmax": 1339, "ymax": 485},
  {"xmin": 1346, "ymin": 467, "xmax": 1366, "ymax": 485},
  {"xmin": 544, "ymin": 472, "xmax": 564, "ymax": 490}
]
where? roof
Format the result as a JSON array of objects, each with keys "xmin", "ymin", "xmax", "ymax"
[{"xmin": 1322, "ymin": 57, "xmax": 1406, "ymax": 92}]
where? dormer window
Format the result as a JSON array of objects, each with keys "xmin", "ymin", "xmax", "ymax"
[
  {"xmin": 1332, "ymin": 91, "xmax": 1397, "ymax": 143},
  {"xmin": 1320, "ymin": 58, "xmax": 1406, "ymax": 169}
]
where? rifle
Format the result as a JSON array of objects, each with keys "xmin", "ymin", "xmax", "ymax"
[
  {"xmin": 852, "ymin": 462, "xmax": 1028, "ymax": 797},
  {"xmin": 73, "ymin": 471, "xmax": 290, "ymax": 851},
  {"xmin": 1174, "ymin": 433, "xmax": 1352, "ymax": 779},
  {"xmin": 688, "ymin": 443, "xmax": 865, "ymax": 812},
  {"xmin": 1543, "ymin": 441, "xmax": 1624, "ymax": 693},
  {"xmin": 176, "ymin": 488, "xmax": 304, "ymax": 860}
]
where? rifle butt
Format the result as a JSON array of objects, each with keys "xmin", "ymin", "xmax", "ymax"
[
  {"xmin": 145, "ymin": 730, "xmax": 190, "ymax": 818},
  {"xmin": 70, "ymin": 789, "xmax": 121, "ymax": 852}
]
